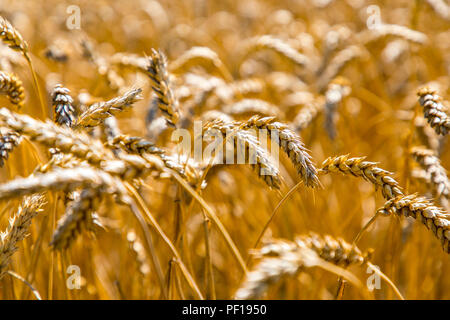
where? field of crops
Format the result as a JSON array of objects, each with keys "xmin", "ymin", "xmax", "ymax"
[{"xmin": 0, "ymin": 0, "xmax": 448, "ymax": 300}]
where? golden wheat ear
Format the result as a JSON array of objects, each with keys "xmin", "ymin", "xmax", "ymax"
[
  {"xmin": 0, "ymin": 71, "xmax": 25, "ymax": 109},
  {"xmin": 235, "ymin": 233, "xmax": 370, "ymax": 300},
  {"xmin": 52, "ymin": 84, "xmax": 75, "ymax": 127},
  {"xmin": 0, "ymin": 194, "xmax": 45, "ymax": 279},
  {"xmin": 378, "ymin": 194, "xmax": 450, "ymax": 253},
  {"xmin": 147, "ymin": 49, "xmax": 180, "ymax": 126},
  {"xmin": 417, "ymin": 86, "xmax": 450, "ymax": 136}
]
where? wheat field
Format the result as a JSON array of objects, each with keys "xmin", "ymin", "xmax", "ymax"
[{"xmin": 0, "ymin": 0, "xmax": 449, "ymax": 300}]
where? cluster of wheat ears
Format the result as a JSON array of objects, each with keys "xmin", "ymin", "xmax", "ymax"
[{"xmin": 0, "ymin": 0, "xmax": 448, "ymax": 300}]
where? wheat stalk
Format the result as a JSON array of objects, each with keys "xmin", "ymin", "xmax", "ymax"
[{"xmin": 0, "ymin": 194, "xmax": 45, "ymax": 279}]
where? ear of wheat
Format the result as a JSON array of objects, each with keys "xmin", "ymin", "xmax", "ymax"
[
  {"xmin": 0, "ymin": 130, "xmax": 20, "ymax": 167},
  {"xmin": 0, "ymin": 194, "xmax": 45, "ymax": 279},
  {"xmin": 417, "ymin": 86, "xmax": 450, "ymax": 136},
  {"xmin": 235, "ymin": 233, "xmax": 369, "ymax": 300},
  {"xmin": 52, "ymin": 84, "xmax": 75, "ymax": 127},
  {"xmin": 147, "ymin": 49, "xmax": 180, "ymax": 126},
  {"xmin": 0, "ymin": 16, "xmax": 29, "ymax": 56},
  {"xmin": 243, "ymin": 35, "xmax": 311, "ymax": 69},
  {"xmin": 411, "ymin": 146, "xmax": 449, "ymax": 209},
  {"xmin": 205, "ymin": 119, "xmax": 281, "ymax": 189},
  {"xmin": 75, "ymin": 88, "xmax": 142, "ymax": 128},
  {"xmin": 0, "ymin": 71, "xmax": 25, "ymax": 109},
  {"xmin": 244, "ymin": 116, "xmax": 319, "ymax": 187},
  {"xmin": 292, "ymin": 97, "xmax": 325, "ymax": 132},
  {"xmin": 319, "ymin": 155, "xmax": 403, "ymax": 199},
  {"xmin": 50, "ymin": 188, "xmax": 102, "ymax": 250},
  {"xmin": 377, "ymin": 194, "xmax": 449, "ymax": 253}
]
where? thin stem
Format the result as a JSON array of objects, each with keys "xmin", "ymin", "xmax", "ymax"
[
  {"xmin": 125, "ymin": 183, "xmax": 204, "ymax": 300},
  {"xmin": 24, "ymin": 53, "xmax": 46, "ymax": 119},
  {"xmin": 7, "ymin": 271, "xmax": 41, "ymax": 300},
  {"xmin": 171, "ymin": 172, "xmax": 248, "ymax": 274},
  {"xmin": 251, "ymin": 180, "xmax": 304, "ymax": 262},
  {"xmin": 126, "ymin": 196, "xmax": 168, "ymax": 299},
  {"xmin": 367, "ymin": 262, "xmax": 405, "ymax": 300},
  {"xmin": 202, "ymin": 212, "xmax": 216, "ymax": 299}
]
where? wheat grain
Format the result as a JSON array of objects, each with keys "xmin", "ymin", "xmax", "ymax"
[
  {"xmin": 127, "ymin": 230, "xmax": 151, "ymax": 276},
  {"xmin": 110, "ymin": 52, "xmax": 148, "ymax": 73},
  {"xmin": 0, "ymin": 167, "xmax": 130, "ymax": 202},
  {"xmin": 169, "ymin": 46, "xmax": 231, "ymax": 81},
  {"xmin": 317, "ymin": 45, "xmax": 361, "ymax": 91},
  {"xmin": 50, "ymin": 188, "xmax": 102, "ymax": 250}
]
